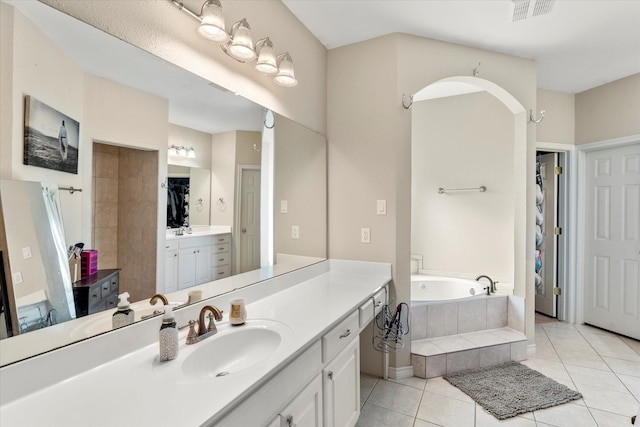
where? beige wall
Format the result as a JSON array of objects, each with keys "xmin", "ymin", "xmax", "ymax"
[
  {"xmin": 210, "ymin": 131, "xmax": 237, "ymax": 227},
  {"xmin": 412, "ymin": 92, "xmax": 514, "ymax": 284},
  {"xmin": 168, "ymin": 124, "xmax": 213, "ymax": 170},
  {"xmin": 575, "ymin": 73, "xmax": 640, "ymax": 144},
  {"xmin": 39, "ymin": 0, "xmax": 328, "ymax": 135},
  {"xmin": 328, "ymin": 33, "xmax": 537, "ymax": 370},
  {"xmin": 274, "ymin": 115, "xmax": 327, "ymax": 259},
  {"xmin": 537, "ymin": 89, "xmax": 575, "ymax": 144}
]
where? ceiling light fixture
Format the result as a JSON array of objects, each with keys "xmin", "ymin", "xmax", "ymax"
[{"xmin": 170, "ymin": 0, "xmax": 297, "ymax": 87}]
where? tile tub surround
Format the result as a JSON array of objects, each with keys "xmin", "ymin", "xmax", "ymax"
[
  {"xmin": 411, "ymin": 295, "xmax": 526, "ymax": 378},
  {"xmin": 358, "ymin": 321, "xmax": 640, "ymax": 427},
  {"xmin": 0, "ymin": 260, "xmax": 391, "ymax": 426}
]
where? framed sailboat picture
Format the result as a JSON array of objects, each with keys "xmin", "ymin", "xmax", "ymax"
[{"xmin": 23, "ymin": 96, "xmax": 79, "ymax": 174}]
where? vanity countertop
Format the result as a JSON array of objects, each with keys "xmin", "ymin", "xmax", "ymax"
[
  {"xmin": 166, "ymin": 225, "xmax": 232, "ymax": 240},
  {"xmin": 0, "ymin": 260, "xmax": 391, "ymax": 427}
]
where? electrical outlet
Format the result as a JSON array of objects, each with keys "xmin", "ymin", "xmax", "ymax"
[
  {"xmin": 13, "ymin": 272, "xmax": 23, "ymax": 285},
  {"xmin": 292, "ymin": 225, "xmax": 299, "ymax": 239},
  {"xmin": 376, "ymin": 200, "xmax": 387, "ymax": 215},
  {"xmin": 280, "ymin": 200, "xmax": 288, "ymax": 214},
  {"xmin": 361, "ymin": 228, "xmax": 371, "ymax": 244}
]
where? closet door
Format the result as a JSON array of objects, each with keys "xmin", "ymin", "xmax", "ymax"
[
  {"xmin": 535, "ymin": 153, "xmax": 557, "ymax": 317},
  {"xmin": 584, "ymin": 143, "xmax": 640, "ymax": 339}
]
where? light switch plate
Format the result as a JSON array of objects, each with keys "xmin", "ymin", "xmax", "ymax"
[
  {"xmin": 292, "ymin": 225, "xmax": 299, "ymax": 239},
  {"xmin": 280, "ymin": 200, "xmax": 288, "ymax": 214},
  {"xmin": 13, "ymin": 272, "xmax": 23, "ymax": 285},
  {"xmin": 376, "ymin": 200, "xmax": 387, "ymax": 215},
  {"xmin": 22, "ymin": 246, "xmax": 32, "ymax": 259}
]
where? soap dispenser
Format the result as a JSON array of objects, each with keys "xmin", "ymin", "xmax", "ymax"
[
  {"xmin": 159, "ymin": 304, "xmax": 178, "ymax": 362},
  {"xmin": 112, "ymin": 292, "xmax": 135, "ymax": 329}
]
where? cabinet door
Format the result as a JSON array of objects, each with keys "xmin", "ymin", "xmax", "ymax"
[
  {"xmin": 280, "ymin": 374, "xmax": 323, "ymax": 427},
  {"xmin": 178, "ymin": 248, "xmax": 196, "ymax": 290},
  {"xmin": 195, "ymin": 245, "xmax": 211, "ymax": 285},
  {"xmin": 323, "ymin": 337, "xmax": 360, "ymax": 427},
  {"xmin": 165, "ymin": 249, "xmax": 178, "ymax": 293}
]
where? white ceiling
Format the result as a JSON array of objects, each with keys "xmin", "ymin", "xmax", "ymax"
[{"xmin": 282, "ymin": 0, "xmax": 640, "ymax": 94}]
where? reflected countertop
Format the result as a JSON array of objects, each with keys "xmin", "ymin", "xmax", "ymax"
[{"xmin": 166, "ymin": 225, "xmax": 232, "ymax": 240}]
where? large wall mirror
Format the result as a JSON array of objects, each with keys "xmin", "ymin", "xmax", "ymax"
[{"xmin": 0, "ymin": 0, "xmax": 326, "ymax": 366}]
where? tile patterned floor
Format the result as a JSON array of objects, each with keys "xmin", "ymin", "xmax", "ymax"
[{"xmin": 358, "ymin": 321, "xmax": 640, "ymax": 426}]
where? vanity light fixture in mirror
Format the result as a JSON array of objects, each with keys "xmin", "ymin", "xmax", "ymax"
[
  {"xmin": 170, "ymin": 0, "xmax": 298, "ymax": 86},
  {"xmin": 169, "ymin": 144, "xmax": 196, "ymax": 158}
]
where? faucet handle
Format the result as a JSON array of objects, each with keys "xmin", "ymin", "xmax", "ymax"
[
  {"xmin": 207, "ymin": 312, "xmax": 217, "ymax": 333},
  {"xmin": 185, "ymin": 320, "xmax": 198, "ymax": 345}
]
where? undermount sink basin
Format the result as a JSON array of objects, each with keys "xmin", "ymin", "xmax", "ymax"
[{"xmin": 153, "ymin": 319, "xmax": 292, "ymax": 383}]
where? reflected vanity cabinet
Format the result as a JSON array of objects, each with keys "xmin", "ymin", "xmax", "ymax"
[
  {"xmin": 72, "ymin": 269, "xmax": 120, "ymax": 317},
  {"xmin": 164, "ymin": 233, "xmax": 231, "ymax": 293}
]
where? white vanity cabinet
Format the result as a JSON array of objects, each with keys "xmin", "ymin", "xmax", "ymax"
[
  {"xmin": 211, "ymin": 233, "xmax": 231, "ymax": 280},
  {"xmin": 164, "ymin": 240, "xmax": 179, "ymax": 293},
  {"xmin": 321, "ymin": 311, "xmax": 360, "ymax": 427},
  {"xmin": 178, "ymin": 236, "xmax": 212, "ymax": 289},
  {"xmin": 277, "ymin": 374, "xmax": 324, "ymax": 427},
  {"xmin": 164, "ymin": 233, "xmax": 233, "ymax": 293}
]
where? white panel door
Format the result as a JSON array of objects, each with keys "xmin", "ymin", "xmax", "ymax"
[
  {"xmin": 584, "ymin": 143, "xmax": 640, "ymax": 339},
  {"xmin": 239, "ymin": 168, "xmax": 261, "ymax": 273}
]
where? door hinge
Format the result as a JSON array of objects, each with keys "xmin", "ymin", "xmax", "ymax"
[
  {"xmin": 554, "ymin": 227, "xmax": 562, "ymax": 235},
  {"xmin": 554, "ymin": 166, "xmax": 563, "ymax": 175},
  {"xmin": 553, "ymin": 287, "xmax": 562, "ymax": 296}
]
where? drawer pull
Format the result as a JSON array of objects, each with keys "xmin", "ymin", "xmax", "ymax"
[
  {"xmin": 374, "ymin": 301, "xmax": 382, "ymax": 307},
  {"xmin": 328, "ymin": 371, "xmax": 334, "ymax": 380},
  {"xmin": 285, "ymin": 415, "xmax": 294, "ymax": 427},
  {"xmin": 218, "ymin": 271, "xmax": 225, "ymax": 275},
  {"xmin": 339, "ymin": 329, "xmax": 352, "ymax": 339}
]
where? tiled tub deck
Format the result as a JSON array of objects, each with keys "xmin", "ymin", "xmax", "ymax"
[{"xmin": 411, "ymin": 295, "xmax": 527, "ymax": 378}]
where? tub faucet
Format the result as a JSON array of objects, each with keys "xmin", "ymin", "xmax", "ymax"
[{"xmin": 475, "ymin": 275, "xmax": 496, "ymax": 294}]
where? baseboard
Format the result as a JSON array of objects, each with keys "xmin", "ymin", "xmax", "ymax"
[
  {"xmin": 527, "ymin": 343, "xmax": 536, "ymax": 358},
  {"xmin": 388, "ymin": 365, "xmax": 413, "ymax": 380}
]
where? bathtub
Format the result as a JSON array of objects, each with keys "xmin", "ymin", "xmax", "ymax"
[{"xmin": 411, "ymin": 275, "xmax": 486, "ymax": 303}]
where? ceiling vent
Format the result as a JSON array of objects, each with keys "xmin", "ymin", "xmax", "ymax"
[{"xmin": 511, "ymin": 0, "xmax": 555, "ymax": 21}]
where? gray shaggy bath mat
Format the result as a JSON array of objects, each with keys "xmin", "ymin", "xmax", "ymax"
[{"xmin": 443, "ymin": 361, "xmax": 582, "ymax": 420}]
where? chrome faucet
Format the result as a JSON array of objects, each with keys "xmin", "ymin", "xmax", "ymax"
[
  {"xmin": 475, "ymin": 275, "xmax": 496, "ymax": 295},
  {"xmin": 175, "ymin": 227, "xmax": 185, "ymax": 236},
  {"xmin": 186, "ymin": 305, "xmax": 223, "ymax": 345}
]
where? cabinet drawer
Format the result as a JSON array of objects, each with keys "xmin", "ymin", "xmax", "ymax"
[
  {"xmin": 110, "ymin": 275, "xmax": 119, "ymax": 293},
  {"xmin": 212, "ymin": 266, "xmax": 231, "ymax": 280},
  {"xmin": 212, "ymin": 243, "xmax": 230, "ymax": 254},
  {"xmin": 89, "ymin": 285, "xmax": 102, "ymax": 305},
  {"xmin": 105, "ymin": 293, "xmax": 118, "ymax": 311},
  {"xmin": 100, "ymin": 280, "xmax": 112, "ymax": 299},
  {"xmin": 213, "ymin": 233, "xmax": 230, "ymax": 244},
  {"xmin": 211, "ymin": 252, "xmax": 230, "ymax": 267},
  {"xmin": 322, "ymin": 311, "xmax": 358, "ymax": 363},
  {"xmin": 178, "ymin": 235, "xmax": 212, "ymax": 249},
  {"xmin": 359, "ymin": 288, "xmax": 386, "ymax": 329}
]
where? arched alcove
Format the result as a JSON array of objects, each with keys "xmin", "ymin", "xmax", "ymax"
[{"xmin": 411, "ymin": 76, "xmax": 528, "ymax": 300}]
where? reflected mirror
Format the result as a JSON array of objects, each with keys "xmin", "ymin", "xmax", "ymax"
[
  {"xmin": 0, "ymin": 0, "xmax": 326, "ymax": 366},
  {"xmin": 167, "ymin": 165, "xmax": 211, "ymax": 228},
  {"xmin": 0, "ymin": 181, "xmax": 76, "ymax": 337}
]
